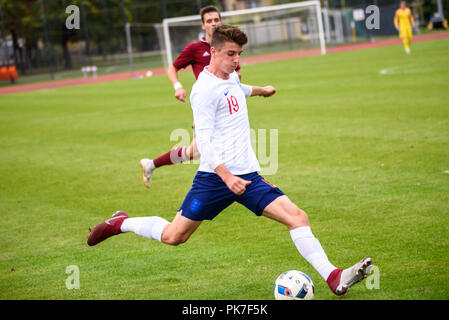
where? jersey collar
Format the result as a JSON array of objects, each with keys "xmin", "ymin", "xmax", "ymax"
[{"xmin": 200, "ymin": 37, "xmax": 210, "ymax": 45}]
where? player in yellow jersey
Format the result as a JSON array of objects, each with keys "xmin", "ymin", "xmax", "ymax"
[{"xmin": 394, "ymin": 1, "xmax": 416, "ymax": 54}]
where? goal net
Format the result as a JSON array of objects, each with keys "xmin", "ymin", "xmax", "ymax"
[{"xmin": 158, "ymin": 0, "xmax": 326, "ymax": 68}]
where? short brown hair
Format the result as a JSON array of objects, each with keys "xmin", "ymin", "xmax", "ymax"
[
  {"xmin": 211, "ymin": 25, "xmax": 248, "ymax": 49},
  {"xmin": 200, "ymin": 5, "xmax": 221, "ymax": 23}
]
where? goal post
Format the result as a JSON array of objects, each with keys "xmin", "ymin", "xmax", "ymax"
[{"xmin": 161, "ymin": 0, "xmax": 326, "ymax": 67}]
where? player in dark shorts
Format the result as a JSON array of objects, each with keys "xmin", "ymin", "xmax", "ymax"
[{"xmin": 88, "ymin": 25, "xmax": 372, "ymax": 297}]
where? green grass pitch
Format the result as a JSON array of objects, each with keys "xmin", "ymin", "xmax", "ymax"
[{"xmin": 1, "ymin": 38, "xmax": 448, "ymax": 300}]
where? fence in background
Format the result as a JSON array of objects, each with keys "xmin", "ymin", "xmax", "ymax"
[{"xmin": 0, "ymin": 1, "xmax": 430, "ymax": 84}]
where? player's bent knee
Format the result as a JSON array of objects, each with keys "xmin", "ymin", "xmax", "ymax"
[
  {"xmin": 263, "ymin": 198, "xmax": 310, "ymax": 229},
  {"xmin": 281, "ymin": 205, "xmax": 309, "ymax": 229},
  {"xmin": 161, "ymin": 210, "xmax": 200, "ymax": 246},
  {"xmin": 290, "ymin": 208, "xmax": 309, "ymax": 229},
  {"xmin": 161, "ymin": 225, "xmax": 191, "ymax": 246},
  {"xmin": 161, "ymin": 228, "xmax": 188, "ymax": 246},
  {"xmin": 162, "ymin": 234, "xmax": 187, "ymax": 246}
]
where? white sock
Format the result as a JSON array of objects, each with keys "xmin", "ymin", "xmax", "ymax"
[
  {"xmin": 290, "ymin": 226, "xmax": 337, "ymax": 280},
  {"xmin": 120, "ymin": 217, "xmax": 170, "ymax": 242}
]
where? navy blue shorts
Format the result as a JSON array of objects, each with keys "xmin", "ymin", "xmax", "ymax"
[{"xmin": 179, "ymin": 171, "xmax": 285, "ymax": 221}]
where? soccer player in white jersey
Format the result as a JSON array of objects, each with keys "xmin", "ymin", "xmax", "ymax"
[
  {"xmin": 139, "ymin": 6, "xmax": 242, "ymax": 188},
  {"xmin": 88, "ymin": 25, "xmax": 372, "ymax": 297}
]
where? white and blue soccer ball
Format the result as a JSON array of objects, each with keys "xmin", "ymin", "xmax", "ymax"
[{"xmin": 274, "ymin": 270, "xmax": 315, "ymax": 300}]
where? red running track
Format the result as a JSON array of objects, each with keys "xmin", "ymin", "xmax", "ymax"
[{"xmin": 1, "ymin": 31, "xmax": 448, "ymax": 96}]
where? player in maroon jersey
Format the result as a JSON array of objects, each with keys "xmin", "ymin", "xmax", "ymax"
[{"xmin": 139, "ymin": 5, "xmax": 240, "ymax": 188}]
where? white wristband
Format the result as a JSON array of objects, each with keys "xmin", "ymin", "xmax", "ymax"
[{"xmin": 174, "ymin": 82, "xmax": 183, "ymax": 90}]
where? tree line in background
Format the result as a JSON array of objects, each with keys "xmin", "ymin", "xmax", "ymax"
[
  {"xmin": 0, "ymin": 0, "xmax": 447, "ymax": 76},
  {"xmin": 0, "ymin": 0, "xmax": 218, "ymax": 75}
]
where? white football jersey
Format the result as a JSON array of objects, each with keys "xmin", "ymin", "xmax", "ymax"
[{"xmin": 190, "ymin": 67, "xmax": 261, "ymax": 175}]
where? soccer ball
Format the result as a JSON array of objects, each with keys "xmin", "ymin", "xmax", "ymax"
[{"xmin": 274, "ymin": 270, "xmax": 314, "ymax": 300}]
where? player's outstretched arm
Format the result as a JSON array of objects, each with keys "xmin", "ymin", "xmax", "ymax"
[
  {"xmin": 250, "ymin": 85, "xmax": 276, "ymax": 98},
  {"xmin": 409, "ymin": 9, "xmax": 416, "ymax": 26},
  {"xmin": 167, "ymin": 65, "xmax": 187, "ymax": 102}
]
